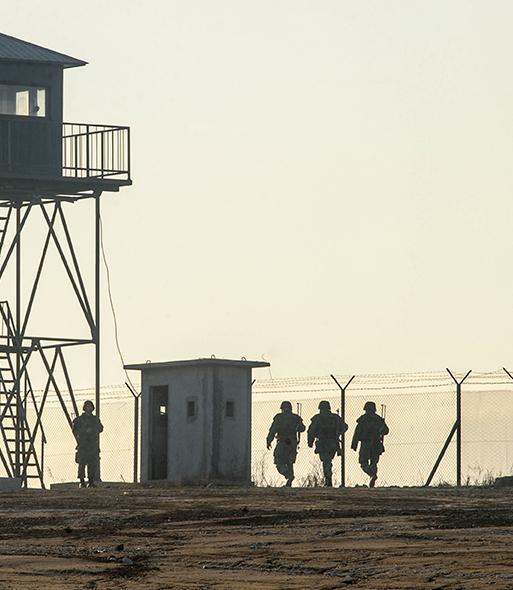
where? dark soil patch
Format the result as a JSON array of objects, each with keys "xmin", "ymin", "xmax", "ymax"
[{"xmin": 425, "ymin": 508, "xmax": 513, "ymax": 529}]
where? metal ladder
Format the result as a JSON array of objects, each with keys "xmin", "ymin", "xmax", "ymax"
[{"xmin": 0, "ymin": 301, "xmax": 45, "ymax": 487}]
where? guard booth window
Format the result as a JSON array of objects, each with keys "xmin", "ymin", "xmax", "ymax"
[
  {"xmin": 187, "ymin": 399, "xmax": 197, "ymax": 420},
  {"xmin": 0, "ymin": 84, "xmax": 46, "ymax": 117},
  {"xmin": 225, "ymin": 400, "xmax": 235, "ymax": 418}
]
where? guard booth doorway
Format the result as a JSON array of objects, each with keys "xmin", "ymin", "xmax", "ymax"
[{"xmin": 149, "ymin": 385, "xmax": 168, "ymax": 480}]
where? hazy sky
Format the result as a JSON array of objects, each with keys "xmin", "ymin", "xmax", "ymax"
[{"xmin": 3, "ymin": 1, "xmax": 513, "ymax": 383}]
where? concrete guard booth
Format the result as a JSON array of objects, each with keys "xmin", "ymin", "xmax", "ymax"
[{"xmin": 125, "ymin": 358, "xmax": 270, "ymax": 485}]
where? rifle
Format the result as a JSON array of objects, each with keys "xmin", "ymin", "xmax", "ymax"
[
  {"xmin": 379, "ymin": 404, "xmax": 387, "ymax": 453},
  {"xmin": 296, "ymin": 402, "xmax": 303, "ymax": 448}
]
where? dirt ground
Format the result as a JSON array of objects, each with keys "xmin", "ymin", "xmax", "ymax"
[{"xmin": 1, "ymin": 485, "xmax": 513, "ymax": 589}]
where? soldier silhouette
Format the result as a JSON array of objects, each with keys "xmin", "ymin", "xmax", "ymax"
[
  {"xmin": 266, "ymin": 401, "xmax": 305, "ymax": 487},
  {"xmin": 72, "ymin": 400, "xmax": 104, "ymax": 488},
  {"xmin": 307, "ymin": 400, "xmax": 348, "ymax": 487},
  {"xmin": 351, "ymin": 401, "xmax": 389, "ymax": 487}
]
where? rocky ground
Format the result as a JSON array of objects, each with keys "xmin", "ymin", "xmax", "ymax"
[{"xmin": 0, "ymin": 485, "xmax": 512, "ymax": 588}]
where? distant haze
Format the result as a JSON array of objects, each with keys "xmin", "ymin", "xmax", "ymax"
[{"xmin": 3, "ymin": 1, "xmax": 513, "ymax": 385}]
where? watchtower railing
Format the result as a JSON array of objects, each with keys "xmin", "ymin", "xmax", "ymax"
[
  {"xmin": 62, "ymin": 123, "xmax": 130, "ymax": 180},
  {"xmin": 0, "ymin": 118, "xmax": 130, "ymax": 181}
]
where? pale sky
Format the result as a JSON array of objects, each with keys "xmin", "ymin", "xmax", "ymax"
[{"xmin": 3, "ymin": 1, "xmax": 513, "ymax": 384}]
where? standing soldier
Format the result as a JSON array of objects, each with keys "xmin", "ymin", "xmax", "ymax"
[
  {"xmin": 266, "ymin": 401, "xmax": 305, "ymax": 487},
  {"xmin": 72, "ymin": 400, "xmax": 104, "ymax": 488},
  {"xmin": 307, "ymin": 400, "xmax": 348, "ymax": 487},
  {"xmin": 351, "ymin": 401, "xmax": 389, "ymax": 487}
]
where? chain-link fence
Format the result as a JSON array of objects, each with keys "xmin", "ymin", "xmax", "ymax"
[
  {"xmin": 35, "ymin": 370, "xmax": 513, "ymax": 487},
  {"xmin": 252, "ymin": 371, "xmax": 513, "ymax": 487}
]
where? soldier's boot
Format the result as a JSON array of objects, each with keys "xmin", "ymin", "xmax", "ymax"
[
  {"xmin": 79, "ymin": 479, "xmax": 87, "ymax": 488},
  {"xmin": 323, "ymin": 461, "xmax": 333, "ymax": 487},
  {"xmin": 88, "ymin": 479, "xmax": 96, "ymax": 488},
  {"xmin": 369, "ymin": 461, "xmax": 378, "ymax": 487},
  {"xmin": 285, "ymin": 464, "xmax": 294, "ymax": 487},
  {"xmin": 276, "ymin": 465, "xmax": 286, "ymax": 486}
]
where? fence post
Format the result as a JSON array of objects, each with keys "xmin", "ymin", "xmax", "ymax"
[
  {"xmin": 425, "ymin": 369, "xmax": 471, "ymax": 486},
  {"xmin": 126, "ymin": 382, "xmax": 141, "ymax": 483},
  {"xmin": 330, "ymin": 374, "xmax": 355, "ymax": 488},
  {"xmin": 447, "ymin": 369, "xmax": 471, "ymax": 486}
]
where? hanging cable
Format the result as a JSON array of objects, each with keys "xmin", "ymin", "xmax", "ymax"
[{"xmin": 99, "ymin": 215, "xmax": 138, "ymax": 392}]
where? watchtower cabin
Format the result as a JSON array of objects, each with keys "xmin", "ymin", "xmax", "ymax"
[
  {"xmin": 0, "ymin": 32, "xmax": 131, "ymax": 199},
  {"xmin": 125, "ymin": 358, "xmax": 270, "ymax": 486},
  {"xmin": 0, "ymin": 32, "xmax": 131, "ymax": 488}
]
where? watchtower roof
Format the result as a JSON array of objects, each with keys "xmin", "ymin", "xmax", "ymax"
[{"xmin": 0, "ymin": 32, "xmax": 86, "ymax": 68}]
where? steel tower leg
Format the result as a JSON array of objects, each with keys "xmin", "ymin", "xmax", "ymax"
[
  {"xmin": 95, "ymin": 193, "xmax": 101, "ymax": 480},
  {"xmin": 15, "ymin": 205, "xmax": 20, "ymax": 480}
]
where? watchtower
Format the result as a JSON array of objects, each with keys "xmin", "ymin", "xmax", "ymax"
[
  {"xmin": 125, "ymin": 358, "xmax": 269, "ymax": 485},
  {"xmin": 0, "ymin": 32, "xmax": 131, "ymax": 487}
]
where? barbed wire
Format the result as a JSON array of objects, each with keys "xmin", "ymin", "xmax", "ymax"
[{"xmin": 30, "ymin": 369, "xmax": 513, "ymax": 406}]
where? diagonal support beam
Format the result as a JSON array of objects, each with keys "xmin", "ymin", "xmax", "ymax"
[
  {"xmin": 424, "ymin": 421, "xmax": 458, "ymax": 487},
  {"xmin": 0, "ymin": 206, "xmax": 12, "ymax": 257},
  {"xmin": 39, "ymin": 204, "xmax": 95, "ymax": 334},
  {"xmin": 57, "ymin": 203, "xmax": 94, "ymax": 332},
  {"xmin": 38, "ymin": 347, "xmax": 74, "ymax": 429},
  {"xmin": 57, "ymin": 347, "xmax": 79, "ymax": 418},
  {"xmin": 20, "ymin": 205, "xmax": 59, "ymax": 338},
  {"xmin": 0, "ymin": 204, "xmax": 32, "ymax": 282}
]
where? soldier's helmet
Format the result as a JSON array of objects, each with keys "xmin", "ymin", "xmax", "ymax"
[
  {"xmin": 318, "ymin": 400, "xmax": 331, "ymax": 411},
  {"xmin": 83, "ymin": 400, "xmax": 95, "ymax": 412},
  {"xmin": 280, "ymin": 400, "xmax": 292, "ymax": 411},
  {"xmin": 364, "ymin": 401, "xmax": 376, "ymax": 413}
]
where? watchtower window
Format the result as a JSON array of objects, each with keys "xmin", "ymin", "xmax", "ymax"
[{"xmin": 0, "ymin": 84, "xmax": 46, "ymax": 117}]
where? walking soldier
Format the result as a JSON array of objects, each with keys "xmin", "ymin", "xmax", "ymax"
[
  {"xmin": 266, "ymin": 401, "xmax": 306, "ymax": 487},
  {"xmin": 307, "ymin": 400, "xmax": 348, "ymax": 487},
  {"xmin": 351, "ymin": 401, "xmax": 389, "ymax": 487}
]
